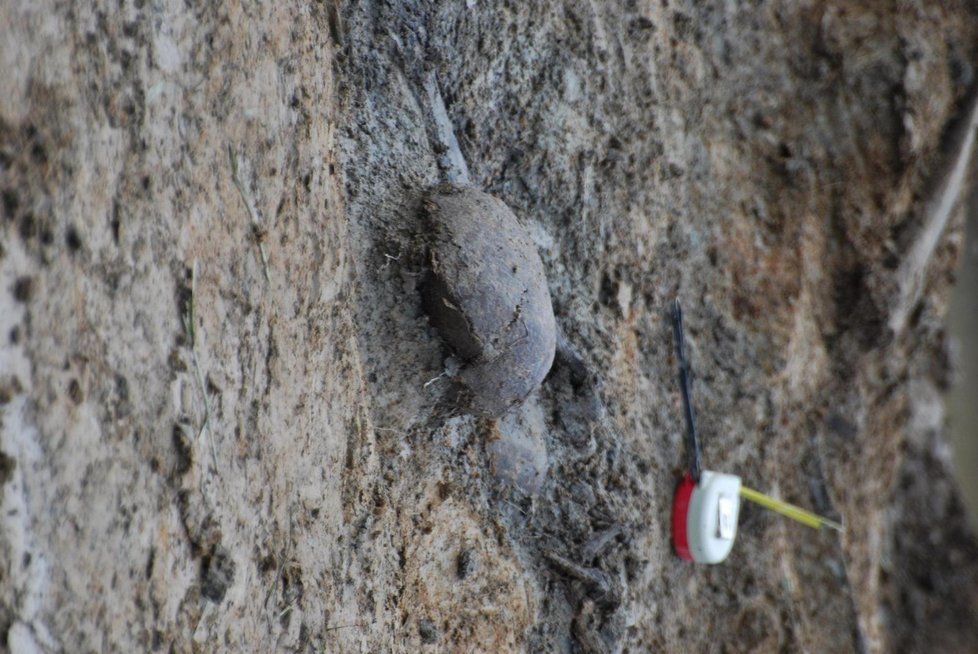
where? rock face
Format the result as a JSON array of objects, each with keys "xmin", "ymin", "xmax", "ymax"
[
  {"xmin": 3, "ymin": 1, "xmax": 978, "ymax": 653},
  {"xmin": 421, "ymin": 184, "xmax": 556, "ymax": 417}
]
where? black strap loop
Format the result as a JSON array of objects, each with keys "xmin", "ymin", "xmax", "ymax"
[{"xmin": 672, "ymin": 299, "xmax": 702, "ymax": 484}]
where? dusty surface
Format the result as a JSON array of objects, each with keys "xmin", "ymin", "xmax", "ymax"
[{"xmin": 3, "ymin": 1, "xmax": 978, "ymax": 652}]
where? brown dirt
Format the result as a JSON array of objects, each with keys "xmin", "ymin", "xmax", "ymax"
[{"xmin": 2, "ymin": 1, "xmax": 978, "ymax": 652}]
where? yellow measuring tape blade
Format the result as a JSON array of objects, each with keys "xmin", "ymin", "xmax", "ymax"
[{"xmin": 740, "ymin": 486, "xmax": 843, "ymax": 532}]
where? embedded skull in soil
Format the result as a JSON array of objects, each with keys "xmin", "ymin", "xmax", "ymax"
[{"xmin": 421, "ymin": 184, "xmax": 556, "ymax": 417}]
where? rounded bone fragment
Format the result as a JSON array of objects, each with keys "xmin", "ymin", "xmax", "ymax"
[
  {"xmin": 489, "ymin": 399, "xmax": 550, "ymax": 496},
  {"xmin": 421, "ymin": 184, "xmax": 556, "ymax": 417}
]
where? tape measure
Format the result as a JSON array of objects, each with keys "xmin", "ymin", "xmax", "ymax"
[{"xmin": 669, "ymin": 300, "xmax": 842, "ymax": 564}]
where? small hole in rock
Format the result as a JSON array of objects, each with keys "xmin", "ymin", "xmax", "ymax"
[
  {"xmin": 66, "ymin": 226, "xmax": 83, "ymax": 251},
  {"xmin": 68, "ymin": 379, "xmax": 83, "ymax": 404},
  {"xmin": 2, "ymin": 190, "xmax": 19, "ymax": 218},
  {"xmin": 13, "ymin": 276, "xmax": 34, "ymax": 302},
  {"xmin": 18, "ymin": 213, "xmax": 36, "ymax": 240}
]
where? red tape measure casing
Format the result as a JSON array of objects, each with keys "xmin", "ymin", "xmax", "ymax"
[{"xmin": 671, "ymin": 471, "xmax": 696, "ymax": 561}]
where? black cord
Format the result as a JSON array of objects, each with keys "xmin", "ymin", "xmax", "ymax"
[{"xmin": 672, "ymin": 299, "xmax": 702, "ymax": 484}]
